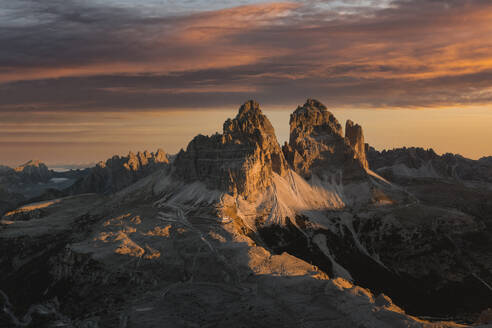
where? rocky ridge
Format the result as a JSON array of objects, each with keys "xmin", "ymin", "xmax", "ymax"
[
  {"xmin": 366, "ymin": 146, "xmax": 492, "ymax": 183},
  {"xmin": 14, "ymin": 160, "xmax": 52, "ymax": 183},
  {"xmin": 69, "ymin": 149, "xmax": 169, "ymax": 194}
]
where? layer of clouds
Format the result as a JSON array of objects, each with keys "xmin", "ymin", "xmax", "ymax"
[{"xmin": 1, "ymin": 0, "xmax": 492, "ymax": 112}]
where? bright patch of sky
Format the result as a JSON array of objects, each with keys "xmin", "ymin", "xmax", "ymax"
[
  {"xmin": 90, "ymin": 0, "xmax": 277, "ymax": 16},
  {"xmin": 304, "ymin": 0, "xmax": 394, "ymax": 15},
  {"xmin": 0, "ymin": 0, "xmax": 396, "ymax": 27},
  {"xmin": 89, "ymin": 0, "xmax": 395, "ymax": 16}
]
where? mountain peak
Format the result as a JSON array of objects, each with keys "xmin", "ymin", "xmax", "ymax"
[
  {"xmin": 290, "ymin": 99, "xmax": 342, "ymax": 139},
  {"xmin": 13, "ymin": 159, "xmax": 51, "ymax": 182},
  {"xmin": 175, "ymin": 101, "xmax": 287, "ymax": 198},
  {"xmin": 15, "ymin": 159, "xmax": 46, "ymax": 170},
  {"xmin": 14, "ymin": 160, "xmax": 48, "ymax": 173},
  {"xmin": 155, "ymin": 148, "xmax": 168, "ymax": 163},
  {"xmin": 223, "ymin": 99, "xmax": 277, "ymax": 143},
  {"xmin": 237, "ymin": 99, "xmax": 261, "ymax": 116},
  {"xmin": 303, "ymin": 98, "xmax": 328, "ymax": 111},
  {"xmin": 284, "ymin": 99, "xmax": 368, "ymax": 181}
]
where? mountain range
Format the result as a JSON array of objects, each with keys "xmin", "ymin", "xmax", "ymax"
[{"xmin": 1, "ymin": 99, "xmax": 491, "ymax": 327}]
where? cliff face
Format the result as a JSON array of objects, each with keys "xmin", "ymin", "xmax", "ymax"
[
  {"xmin": 283, "ymin": 99, "xmax": 368, "ymax": 181},
  {"xmin": 71, "ymin": 149, "xmax": 169, "ymax": 194},
  {"xmin": 174, "ymin": 100, "xmax": 288, "ymax": 199},
  {"xmin": 345, "ymin": 120, "xmax": 368, "ymax": 169}
]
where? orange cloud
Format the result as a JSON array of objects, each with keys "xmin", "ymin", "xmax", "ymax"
[
  {"xmin": 1, "ymin": 0, "xmax": 492, "ymax": 110},
  {"xmin": 0, "ymin": 2, "xmax": 299, "ymax": 84}
]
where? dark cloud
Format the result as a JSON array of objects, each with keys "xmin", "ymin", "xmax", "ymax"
[{"xmin": 1, "ymin": 0, "xmax": 492, "ymax": 112}]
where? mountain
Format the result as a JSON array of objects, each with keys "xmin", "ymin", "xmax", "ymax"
[
  {"xmin": 1, "ymin": 100, "xmax": 491, "ymax": 327},
  {"xmin": 0, "ymin": 161, "xmax": 89, "ymax": 216},
  {"xmin": 283, "ymin": 99, "xmax": 368, "ymax": 181},
  {"xmin": 174, "ymin": 100, "xmax": 288, "ymax": 199},
  {"xmin": 366, "ymin": 146, "xmax": 492, "ymax": 184},
  {"xmin": 14, "ymin": 160, "xmax": 52, "ymax": 183},
  {"xmin": 1, "ymin": 160, "xmax": 52, "ymax": 188},
  {"xmin": 68, "ymin": 149, "xmax": 169, "ymax": 194}
]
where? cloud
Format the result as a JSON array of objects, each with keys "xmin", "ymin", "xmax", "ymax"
[{"xmin": 0, "ymin": 0, "xmax": 492, "ymax": 112}]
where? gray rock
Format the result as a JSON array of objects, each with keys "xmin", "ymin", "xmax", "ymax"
[
  {"xmin": 174, "ymin": 100, "xmax": 288, "ymax": 199},
  {"xmin": 14, "ymin": 160, "xmax": 52, "ymax": 183},
  {"xmin": 70, "ymin": 149, "xmax": 169, "ymax": 194},
  {"xmin": 366, "ymin": 146, "xmax": 492, "ymax": 183},
  {"xmin": 283, "ymin": 99, "xmax": 368, "ymax": 182}
]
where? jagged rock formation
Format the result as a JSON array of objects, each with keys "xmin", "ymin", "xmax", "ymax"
[
  {"xmin": 345, "ymin": 120, "xmax": 368, "ymax": 169},
  {"xmin": 366, "ymin": 146, "xmax": 492, "ymax": 183},
  {"xmin": 0, "ymin": 160, "xmax": 55, "ymax": 190},
  {"xmin": 283, "ymin": 99, "xmax": 368, "ymax": 182},
  {"xmin": 174, "ymin": 100, "xmax": 288, "ymax": 199},
  {"xmin": 70, "ymin": 149, "xmax": 169, "ymax": 194},
  {"xmin": 14, "ymin": 160, "xmax": 52, "ymax": 183},
  {"xmin": 283, "ymin": 99, "xmax": 343, "ymax": 177}
]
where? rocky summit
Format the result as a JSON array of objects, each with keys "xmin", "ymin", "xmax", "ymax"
[
  {"xmin": 283, "ymin": 99, "xmax": 368, "ymax": 182},
  {"xmin": 174, "ymin": 100, "xmax": 288, "ymax": 199},
  {"xmin": 1, "ymin": 99, "xmax": 492, "ymax": 328}
]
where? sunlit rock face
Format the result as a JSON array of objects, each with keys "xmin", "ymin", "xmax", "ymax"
[
  {"xmin": 174, "ymin": 100, "xmax": 288, "ymax": 199},
  {"xmin": 70, "ymin": 149, "xmax": 169, "ymax": 194},
  {"xmin": 345, "ymin": 120, "xmax": 368, "ymax": 169},
  {"xmin": 14, "ymin": 160, "xmax": 52, "ymax": 183},
  {"xmin": 283, "ymin": 99, "xmax": 367, "ymax": 182}
]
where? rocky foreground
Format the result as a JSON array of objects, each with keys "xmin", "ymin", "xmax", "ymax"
[{"xmin": 1, "ymin": 100, "xmax": 491, "ymax": 327}]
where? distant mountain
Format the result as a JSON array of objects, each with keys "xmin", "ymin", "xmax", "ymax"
[
  {"xmin": 13, "ymin": 160, "xmax": 51, "ymax": 183},
  {"xmin": 0, "ymin": 160, "xmax": 89, "ymax": 215},
  {"xmin": 0, "ymin": 160, "xmax": 53, "ymax": 215},
  {"xmin": 69, "ymin": 149, "xmax": 169, "ymax": 194},
  {"xmin": 1, "ymin": 100, "xmax": 491, "ymax": 327},
  {"xmin": 367, "ymin": 146, "xmax": 492, "ymax": 183},
  {"xmin": 0, "ymin": 160, "xmax": 51, "ymax": 186},
  {"xmin": 0, "ymin": 149, "xmax": 170, "ymax": 215}
]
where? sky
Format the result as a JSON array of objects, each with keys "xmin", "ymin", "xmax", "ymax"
[{"xmin": 1, "ymin": 0, "xmax": 492, "ymax": 167}]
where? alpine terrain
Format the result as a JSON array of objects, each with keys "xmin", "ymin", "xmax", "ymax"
[{"xmin": 1, "ymin": 100, "xmax": 492, "ymax": 328}]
